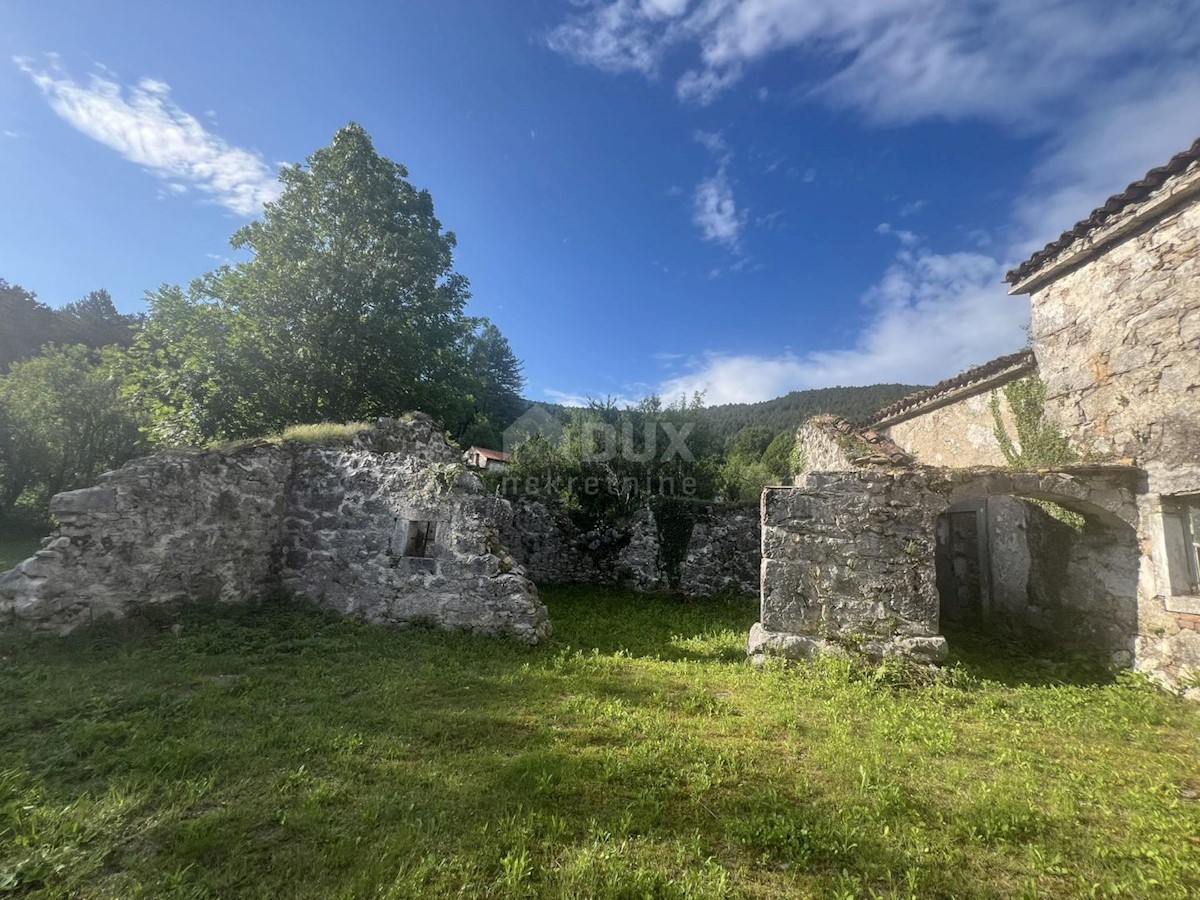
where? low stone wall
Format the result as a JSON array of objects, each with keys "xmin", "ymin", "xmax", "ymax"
[
  {"xmin": 0, "ymin": 447, "xmax": 291, "ymax": 633},
  {"xmin": 0, "ymin": 417, "xmax": 549, "ymax": 643},
  {"xmin": 751, "ymin": 471, "xmax": 948, "ymax": 666},
  {"xmin": 680, "ymin": 504, "xmax": 760, "ymax": 597},
  {"xmin": 503, "ymin": 499, "xmax": 759, "ymax": 597}
]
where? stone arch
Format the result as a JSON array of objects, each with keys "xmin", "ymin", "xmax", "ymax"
[
  {"xmin": 930, "ymin": 467, "xmax": 1141, "ymax": 664},
  {"xmin": 750, "ymin": 466, "xmax": 1144, "ymax": 669},
  {"xmin": 936, "ymin": 467, "xmax": 1140, "ymax": 528}
]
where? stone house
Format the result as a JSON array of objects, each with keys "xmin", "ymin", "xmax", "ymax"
[
  {"xmin": 756, "ymin": 139, "xmax": 1200, "ymax": 690},
  {"xmin": 464, "ymin": 445, "xmax": 511, "ymax": 472}
]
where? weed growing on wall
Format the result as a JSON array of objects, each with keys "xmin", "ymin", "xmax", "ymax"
[
  {"xmin": 991, "ymin": 378, "xmax": 1086, "ymax": 529},
  {"xmin": 990, "ymin": 377, "xmax": 1077, "ymax": 469}
]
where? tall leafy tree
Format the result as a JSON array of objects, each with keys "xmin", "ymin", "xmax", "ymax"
[
  {"xmin": 0, "ymin": 280, "xmax": 57, "ymax": 372},
  {"xmin": 128, "ymin": 123, "xmax": 494, "ymax": 444},
  {"xmin": 0, "ymin": 345, "xmax": 146, "ymax": 515},
  {"xmin": 464, "ymin": 320, "xmax": 525, "ymax": 438},
  {"xmin": 56, "ymin": 289, "xmax": 139, "ymax": 349}
]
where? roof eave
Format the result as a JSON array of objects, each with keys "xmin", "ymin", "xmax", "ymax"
[{"xmin": 1006, "ymin": 144, "xmax": 1200, "ymax": 294}]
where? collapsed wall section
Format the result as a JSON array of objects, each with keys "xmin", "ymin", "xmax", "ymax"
[
  {"xmin": 0, "ymin": 417, "xmax": 549, "ymax": 643},
  {"xmin": 0, "ymin": 446, "xmax": 292, "ymax": 632},
  {"xmin": 503, "ymin": 498, "xmax": 760, "ymax": 597},
  {"xmin": 282, "ymin": 444, "xmax": 549, "ymax": 642}
]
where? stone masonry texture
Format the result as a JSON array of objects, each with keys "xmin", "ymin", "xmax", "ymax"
[{"xmin": 0, "ymin": 416, "xmax": 550, "ymax": 643}]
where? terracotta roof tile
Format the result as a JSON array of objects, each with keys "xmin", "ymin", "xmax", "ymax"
[
  {"xmin": 862, "ymin": 349, "xmax": 1035, "ymax": 427},
  {"xmin": 1006, "ymin": 137, "xmax": 1200, "ymax": 285}
]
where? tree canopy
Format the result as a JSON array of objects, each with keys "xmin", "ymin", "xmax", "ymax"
[
  {"xmin": 126, "ymin": 123, "xmax": 523, "ymax": 445},
  {"xmin": 0, "ymin": 281, "xmax": 138, "ymax": 373}
]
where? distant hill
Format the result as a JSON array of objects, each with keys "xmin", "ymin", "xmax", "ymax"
[
  {"xmin": 519, "ymin": 383, "xmax": 922, "ymax": 443},
  {"xmin": 697, "ymin": 384, "xmax": 922, "ymax": 441}
]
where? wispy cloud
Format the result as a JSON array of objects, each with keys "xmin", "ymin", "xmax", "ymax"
[
  {"xmin": 693, "ymin": 168, "xmax": 741, "ymax": 246},
  {"xmin": 542, "ymin": 387, "xmax": 643, "ymax": 408},
  {"xmin": 691, "ymin": 128, "xmax": 744, "ymax": 247},
  {"xmin": 549, "ymin": 0, "xmax": 1200, "ymax": 399},
  {"xmin": 14, "ymin": 55, "xmax": 281, "ymax": 215},
  {"xmin": 547, "ymin": 1, "xmax": 1200, "ymax": 125},
  {"xmin": 875, "ymin": 222, "xmax": 919, "ymax": 247},
  {"xmin": 658, "ymin": 248, "xmax": 1027, "ymax": 403}
]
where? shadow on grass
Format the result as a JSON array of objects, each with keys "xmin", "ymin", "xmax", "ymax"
[{"xmin": 942, "ymin": 621, "xmax": 1122, "ymax": 688}]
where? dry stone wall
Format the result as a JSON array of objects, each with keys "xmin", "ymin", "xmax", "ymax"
[
  {"xmin": 1014, "ymin": 166, "xmax": 1200, "ymax": 690},
  {"xmin": 0, "ymin": 417, "xmax": 550, "ymax": 643},
  {"xmin": 680, "ymin": 504, "xmax": 760, "ymax": 597},
  {"xmin": 752, "ymin": 470, "xmax": 949, "ymax": 666},
  {"xmin": 881, "ymin": 390, "xmax": 1020, "ymax": 468},
  {"xmin": 1026, "ymin": 177, "xmax": 1200, "ymax": 483},
  {"xmin": 503, "ymin": 499, "xmax": 759, "ymax": 597},
  {"xmin": 0, "ymin": 447, "xmax": 291, "ymax": 633}
]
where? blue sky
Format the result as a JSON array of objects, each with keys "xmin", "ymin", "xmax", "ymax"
[{"xmin": 3, "ymin": 1, "xmax": 1198, "ymax": 406}]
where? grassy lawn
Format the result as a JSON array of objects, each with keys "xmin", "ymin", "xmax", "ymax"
[
  {"xmin": 2, "ymin": 587, "xmax": 1199, "ymax": 898},
  {"xmin": 0, "ymin": 521, "xmax": 46, "ymax": 571}
]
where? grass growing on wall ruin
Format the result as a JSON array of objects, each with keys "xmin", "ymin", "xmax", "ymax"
[{"xmin": 2, "ymin": 588, "xmax": 1199, "ymax": 898}]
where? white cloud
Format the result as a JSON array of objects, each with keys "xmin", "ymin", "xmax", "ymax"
[
  {"xmin": 550, "ymin": 0, "xmax": 1200, "ymax": 402},
  {"xmin": 545, "ymin": 0, "xmax": 668, "ymax": 75},
  {"xmin": 641, "ymin": 0, "xmax": 691, "ymax": 19},
  {"xmin": 14, "ymin": 56, "xmax": 281, "ymax": 216},
  {"xmin": 548, "ymin": 1, "xmax": 1200, "ymax": 125},
  {"xmin": 543, "ymin": 387, "xmax": 642, "ymax": 408},
  {"xmin": 875, "ymin": 222, "xmax": 918, "ymax": 247},
  {"xmin": 693, "ymin": 128, "xmax": 727, "ymax": 154},
  {"xmin": 691, "ymin": 127, "xmax": 744, "ymax": 247},
  {"xmin": 693, "ymin": 167, "xmax": 742, "ymax": 246},
  {"xmin": 659, "ymin": 248, "xmax": 1028, "ymax": 403},
  {"xmin": 1009, "ymin": 73, "xmax": 1200, "ymax": 256}
]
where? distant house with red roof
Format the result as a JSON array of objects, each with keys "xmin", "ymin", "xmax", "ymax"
[{"xmin": 464, "ymin": 445, "xmax": 511, "ymax": 472}]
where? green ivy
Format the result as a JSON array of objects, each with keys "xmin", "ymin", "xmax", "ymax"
[
  {"xmin": 990, "ymin": 377, "xmax": 1078, "ymax": 468},
  {"xmin": 788, "ymin": 436, "xmax": 807, "ymax": 478},
  {"xmin": 991, "ymin": 377, "xmax": 1085, "ymax": 529}
]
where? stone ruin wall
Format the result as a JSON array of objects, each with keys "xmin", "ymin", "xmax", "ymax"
[
  {"xmin": 793, "ymin": 418, "xmax": 856, "ymax": 476},
  {"xmin": 1026, "ymin": 170, "xmax": 1200, "ymax": 483},
  {"xmin": 751, "ymin": 470, "xmax": 949, "ymax": 666},
  {"xmin": 0, "ymin": 417, "xmax": 549, "ymax": 643},
  {"xmin": 971, "ymin": 496, "xmax": 1140, "ymax": 663},
  {"xmin": 503, "ymin": 499, "xmax": 760, "ymax": 598},
  {"xmin": 879, "ymin": 389, "xmax": 1021, "ymax": 469},
  {"xmin": 0, "ymin": 447, "xmax": 292, "ymax": 633},
  {"xmin": 1020, "ymin": 170, "xmax": 1200, "ymax": 686},
  {"xmin": 752, "ymin": 468, "xmax": 1150, "ymax": 673}
]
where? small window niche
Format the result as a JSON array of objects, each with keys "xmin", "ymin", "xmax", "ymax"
[
  {"xmin": 402, "ymin": 520, "xmax": 438, "ymax": 559},
  {"xmin": 1161, "ymin": 495, "xmax": 1200, "ymax": 612}
]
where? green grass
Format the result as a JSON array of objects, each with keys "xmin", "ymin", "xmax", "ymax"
[
  {"xmin": 2, "ymin": 587, "xmax": 1199, "ymax": 898},
  {"xmin": 0, "ymin": 520, "xmax": 47, "ymax": 571}
]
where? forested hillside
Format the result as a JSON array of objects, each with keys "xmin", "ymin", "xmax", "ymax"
[
  {"xmin": 524, "ymin": 383, "xmax": 922, "ymax": 443},
  {"xmin": 698, "ymin": 383, "xmax": 922, "ymax": 439}
]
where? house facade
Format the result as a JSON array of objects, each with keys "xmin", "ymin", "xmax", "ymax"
[
  {"xmin": 757, "ymin": 139, "xmax": 1200, "ymax": 690},
  {"xmin": 464, "ymin": 445, "xmax": 511, "ymax": 472}
]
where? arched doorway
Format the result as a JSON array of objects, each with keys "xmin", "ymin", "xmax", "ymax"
[{"xmin": 934, "ymin": 471, "xmax": 1141, "ymax": 665}]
